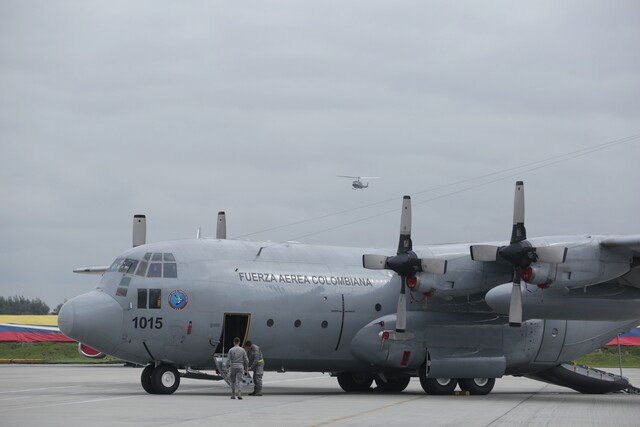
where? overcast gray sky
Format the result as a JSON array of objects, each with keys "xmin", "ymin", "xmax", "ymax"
[{"xmin": 1, "ymin": 1, "xmax": 639, "ymax": 308}]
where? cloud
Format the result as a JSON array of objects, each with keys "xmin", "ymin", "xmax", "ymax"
[{"xmin": 1, "ymin": 1, "xmax": 639, "ymax": 306}]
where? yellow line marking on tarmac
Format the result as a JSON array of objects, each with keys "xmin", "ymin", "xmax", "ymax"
[{"xmin": 313, "ymin": 395, "xmax": 425, "ymax": 426}]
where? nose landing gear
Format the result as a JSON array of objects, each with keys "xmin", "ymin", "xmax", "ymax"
[{"xmin": 141, "ymin": 364, "xmax": 181, "ymax": 394}]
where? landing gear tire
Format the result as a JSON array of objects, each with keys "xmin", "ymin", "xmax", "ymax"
[
  {"xmin": 151, "ymin": 364, "xmax": 180, "ymax": 395},
  {"xmin": 374, "ymin": 376, "xmax": 411, "ymax": 393},
  {"xmin": 419, "ymin": 364, "xmax": 457, "ymax": 395},
  {"xmin": 337, "ymin": 373, "xmax": 373, "ymax": 392},
  {"xmin": 458, "ymin": 378, "xmax": 495, "ymax": 395},
  {"xmin": 421, "ymin": 377, "xmax": 457, "ymax": 395},
  {"xmin": 141, "ymin": 364, "xmax": 156, "ymax": 394}
]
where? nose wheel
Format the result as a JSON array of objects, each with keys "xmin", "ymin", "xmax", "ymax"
[{"xmin": 140, "ymin": 364, "xmax": 181, "ymax": 395}]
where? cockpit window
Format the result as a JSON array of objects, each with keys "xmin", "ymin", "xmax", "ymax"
[
  {"xmin": 108, "ymin": 258, "xmax": 124, "ymax": 272},
  {"xmin": 135, "ymin": 261, "xmax": 148, "ymax": 277},
  {"xmin": 147, "ymin": 263, "xmax": 162, "ymax": 278},
  {"xmin": 164, "ymin": 263, "xmax": 177, "ymax": 278},
  {"xmin": 143, "ymin": 252, "xmax": 152, "ymax": 261},
  {"xmin": 118, "ymin": 258, "xmax": 138, "ymax": 274},
  {"xmin": 142, "ymin": 253, "xmax": 178, "ymax": 278}
]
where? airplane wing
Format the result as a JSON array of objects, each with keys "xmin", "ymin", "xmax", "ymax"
[
  {"xmin": 600, "ymin": 234, "xmax": 640, "ymax": 255},
  {"xmin": 72, "ymin": 266, "xmax": 109, "ymax": 275}
]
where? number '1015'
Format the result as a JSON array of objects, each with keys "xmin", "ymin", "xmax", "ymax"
[{"xmin": 132, "ymin": 316, "xmax": 163, "ymax": 329}]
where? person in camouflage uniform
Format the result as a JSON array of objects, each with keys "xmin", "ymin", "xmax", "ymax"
[
  {"xmin": 244, "ymin": 340, "xmax": 264, "ymax": 396},
  {"xmin": 228, "ymin": 337, "xmax": 249, "ymax": 399}
]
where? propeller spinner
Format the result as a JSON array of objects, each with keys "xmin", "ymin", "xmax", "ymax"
[
  {"xmin": 470, "ymin": 181, "xmax": 567, "ymax": 327},
  {"xmin": 363, "ymin": 196, "xmax": 447, "ymax": 339}
]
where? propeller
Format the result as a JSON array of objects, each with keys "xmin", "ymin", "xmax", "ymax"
[
  {"xmin": 469, "ymin": 181, "xmax": 567, "ymax": 327},
  {"xmin": 132, "ymin": 215, "xmax": 146, "ymax": 247},
  {"xmin": 363, "ymin": 196, "xmax": 447, "ymax": 338}
]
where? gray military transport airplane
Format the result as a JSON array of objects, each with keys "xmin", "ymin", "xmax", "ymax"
[{"xmin": 59, "ymin": 181, "xmax": 640, "ymax": 395}]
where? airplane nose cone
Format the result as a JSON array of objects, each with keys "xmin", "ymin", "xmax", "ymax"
[
  {"xmin": 57, "ymin": 291, "xmax": 123, "ymax": 354},
  {"xmin": 57, "ymin": 300, "xmax": 75, "ymax": 337}
]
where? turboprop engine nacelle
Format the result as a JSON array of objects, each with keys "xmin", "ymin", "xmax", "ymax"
[
  {"xmin": 520, "ymin": 264, "xmax": 554, "ymax": 286},
  {"xmin": 485, "ymin": 283, "xmax": 640, "ymax": 321},
  {"xmin": 350, "ymin": 315, "xmax": 426, "ymax": 370}
]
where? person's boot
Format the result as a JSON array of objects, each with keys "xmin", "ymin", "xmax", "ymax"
[
  {"xmin": 253, "ymin": 388, "xmax": 262, "ymax": 396},
  {"xmin": 230, "ymin": 392, "xmax": 236, "ymax": 400},
  {"xmin": 248, "ymin": 389, "xmax": 257, "ymax": 396},
  {"xmin": 237, "ymin": 391, "xmax": 243, "ymax": 400}
]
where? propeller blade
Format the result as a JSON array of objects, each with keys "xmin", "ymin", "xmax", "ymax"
[
  {"xmin": 362, "ymin": 254, "xmax": 389, "ymax": 270},
  {"xmin": 216, "ymin": 211, "xmax": 226, "ymax": 239},
  {"xmin": 397, "ymin": 196, "xmax": 412, "ymax": 254},
  {"xmin": 509, "ymin": 271, "xmax": 523, "ymax": 327},
  {"xmin": 132, "ymin": 215, "xmax": 146, "ymax": 247},
  {"xmin": 396, "ymin": 278, "xmax": 407, "ymax": 333},
  {"xmin": 535, "ymin": 246, "xmax": 568, "ymax": 264},
  {"xmin": 421, "ymin": 258, "xmax": 447, "ymax": 275},
  {"xmin": 510, "ymin": 181, "xmax": 526, "ymax": 244},
  {"xmin": 470, "ymin": 245, "xmax": 500, "ymax": 262}
]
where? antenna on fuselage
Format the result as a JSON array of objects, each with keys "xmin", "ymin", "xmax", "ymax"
[
  {"xmin": 133, "ymin": 215, "xmax": 146, "ymax": 247},
  {"xmin": 216, "ymin": 211, "xmax": 226, "ymax": 239}
]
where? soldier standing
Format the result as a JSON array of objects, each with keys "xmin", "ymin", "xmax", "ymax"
[
  {"xmin": 244, "ymin": 340, "xmax": 264, "ymax": 396},
  {"xmin": 228, "ymin": 337, "xmax": 249, "ymax": 400}
]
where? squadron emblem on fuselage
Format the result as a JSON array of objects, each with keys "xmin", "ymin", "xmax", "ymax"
[{"xmin": 168, "ymin": 290, "xmax": 188, "ymax": 310}]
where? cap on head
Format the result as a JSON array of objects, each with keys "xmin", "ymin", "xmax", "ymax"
[{"xmin": 244, "ymin": 340, "xmax": 252, "ymax": 347}]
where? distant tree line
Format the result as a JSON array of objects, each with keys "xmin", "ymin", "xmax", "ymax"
[{"xmin": 0, "ymin": 295, "xmax": 50, "ymax": 315}]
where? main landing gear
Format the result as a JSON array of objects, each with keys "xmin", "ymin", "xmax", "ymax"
[
  {"xmin": 141, "ymin": 363, "xmax": 181, "ymax": 394},
  {"xmin": 336, "ymin": 372, "xmax": 374, "ymax": 392},
  {"xmin": 336, "ymin": 373, "xmax": 412, "ymax": 393},
  {"xmin": 418, "ymin": 364, "xmax": 495, "ymax": 395},
  {"xmin": 336, "ymin": 369, "xmax": 495, "ymax": 395},
  {"xmin": 374, "ymin": 375, "xmax": 411, "ymax": 393}
]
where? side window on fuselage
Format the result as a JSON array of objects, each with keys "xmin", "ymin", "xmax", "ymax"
[
  {"xmin": 149, "ymin": 289, "xmax": 161, "ymax": 309},
  {"xmin": 137, "ymin": 289, "xmax": 148, "ymax": 309},
  {"xmin": 136, "ymin": 288, "xmax": 161, "ymax": 309}
]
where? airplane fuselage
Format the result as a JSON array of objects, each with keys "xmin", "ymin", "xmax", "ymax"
[{"xmin": 59, "ymin": 236, "xmax": 640, "ymax": 379}]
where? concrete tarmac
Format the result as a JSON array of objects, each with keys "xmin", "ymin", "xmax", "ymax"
[{"xmin": 1, "ymin": 365, "xmax": 640, "ymax": 426}]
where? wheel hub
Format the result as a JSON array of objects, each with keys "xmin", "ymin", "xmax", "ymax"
[
  {"xmin": 161, "ymin": 371, "xmax": 176, "ymax": 387},
  {"xmin": 474, "ymin": 378, "xmax": 489, "ymax": 387},
  {"xmin": 436, "ymin": 378, "xmax": 451, "ymax": 386}
]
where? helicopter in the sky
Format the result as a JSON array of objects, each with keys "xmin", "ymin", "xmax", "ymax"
[{"xmin": 337, "ymin": 175, "xmax": 379, "ymax": 190}]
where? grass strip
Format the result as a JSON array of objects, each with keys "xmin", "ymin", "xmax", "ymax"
[{"xmin": 0, "ymin": 342, "xmax": 122, "ymax": 364}]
